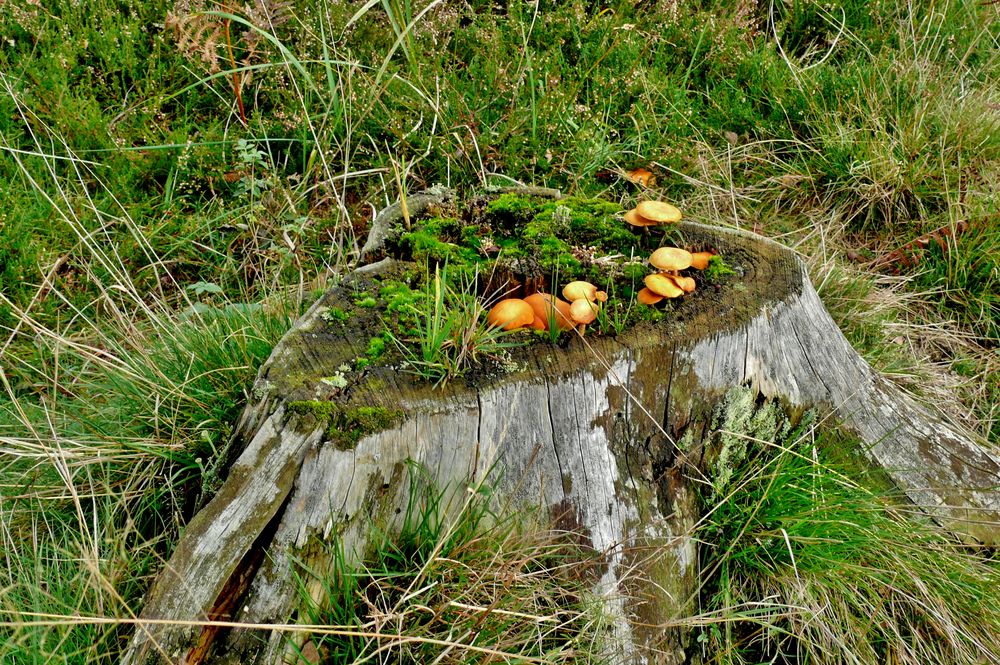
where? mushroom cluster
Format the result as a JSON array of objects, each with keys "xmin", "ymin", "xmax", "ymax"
[
  {"xmin": 486, "ymin": 281, "xmax": 608, "ymax": 335},
  {"xmin": 638, "ymin": 246, "xmax": 714, "ymax": 305},
  {"xmin": 624, "ymin": 200, "xmax": 683, "ymax": 229}
]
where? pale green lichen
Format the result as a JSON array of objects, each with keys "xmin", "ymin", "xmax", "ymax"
[
  {"xmin": 710, "ymin": 386, "xmax": 792, "ymax": 498},
  {"xmin": 677, "ymin": 427, "xmax": 696, "ymax": 452},
  {"xmin": 320, "ymin": 372, "xmax": 349, "ymax": 389}
]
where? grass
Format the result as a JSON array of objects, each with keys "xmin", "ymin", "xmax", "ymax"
[
  {"xmin": 0, "ymin": 295, "xmax": 290, "ymax": 661},
  {"xmin": 294, "ymin": 465, "xmax": 611, "ymax": 664},
  {"xmin": 1, "ymin": 0, "xmax": 1000, "ymax": 662},
  {"xmin": 384, "ymin": 263, "xmax": 523, "ymax": 386},
  {"xmin": 693, "ymin": 388, "xmax": 1000, "ymax": 665}
]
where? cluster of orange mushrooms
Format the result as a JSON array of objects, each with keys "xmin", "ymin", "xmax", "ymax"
[
  {"xmin": 485, "ymin": 199, "xmax": 715, "ymax": 333},
  {"xmin": 637, "ymin": 246, "xmax": 713, "ymax": 304},
  {"xmin": 486, "ymin": 281, "xmax": 607, "ymax": 334}
]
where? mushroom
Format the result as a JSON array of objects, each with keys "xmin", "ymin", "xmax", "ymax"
[
  {"xmin": 689, "ymin": 251, "xmax": 714, "ymax": 270},
  {"xmin": 624, "ymin": 208, "xmax": 659, "ymax": 228},
  {"xmin": 671, "ymin": 275, "xmax": 696, "ymax": 293},
  {"xmin": 486, "ymin": 299, "xmax": 535, "ymax": 330},
  {"xmin": 637, "ymin": 287, "xmax": 664, "ymax": 305},
  {"xmin": 569, "ymin": 297, "xmax": 599, "ymax": 336},
  {"xmin": 563, "ymin": 281, "xmax": 608, "ymax": 303},
  {"xmin": 649, "ymin": 247, "xmax": 693, "ymax": 273},
  {"xmin": 644, "ymin": 273, "xmax": 684, "ymax": 299},
  {"xmin": 625, "ymin": 167, "xmax": 655, "ymax": 188},
  {"xmin": 636, "ymin": 200, "xmax": 682, "ymax": 225},
  {"xmin": 523, "ymin": 293, "xmax": 575, "ymax": 332}
]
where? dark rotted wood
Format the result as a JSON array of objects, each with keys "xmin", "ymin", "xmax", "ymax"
[{"xmin": 122, "ymin": 216, "xmax": 1000, "ymax": 665}]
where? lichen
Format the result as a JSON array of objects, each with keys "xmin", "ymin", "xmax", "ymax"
[
  {"xmin": 320, "ymin": 373, "xmax": 349, "ymax": 389},
  {"xmin": 709, "ymin": 386, "xmax": 791, "ymax": 498}
]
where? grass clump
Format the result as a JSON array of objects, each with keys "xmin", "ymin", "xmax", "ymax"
[
  {"xmin": 0, "ymin": 301, "xmax": 289, "ymax": 662},
  {"xmin": 696, "ymin": 387, "xmax": 1000, "ymax": 665},
  {"xmin": 384, "ymin": 264, "xmax": 524, "ymax": 386},
  {"xmin": 295, "ymin": 466, "xmax": 611, "ymax": 664}
]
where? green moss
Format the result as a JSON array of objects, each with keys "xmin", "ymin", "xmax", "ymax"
[
  {"xmin": 288, "ymin": 399, "xmax": 341, "ymax": 421},
  {"xmin": 704, "ymin": 255, "xmax": 737, "ymax": 282},
  {"xmin": 380, "ymin": 281, "xmax": 419, "ymax": 312},
  {"xmin": 538, "ymin": 197, "xmax": 631, "ymax": 251},
  {"xmin": 321, "ymin": 307, "xmax": 349, "ymax": 323},
  {"xmin": 355, "ymin": 335, "xmax": 388, "ymax": 370},
  {"xmin": 621, "ymin": 263, "xmax": 649, "ymax": 283},
  {"xmin": 355, "ymin": 296, "xmax": 378, "ymax": 309},
  {"xmin": 486, "ymin": 192, "xmax": 540, "ymax": 219},
  {"xmin": 365, "ymin": 336, "xmax": 386, "ymax": 360},
  {"xmin": 399, "ymin": 229, "xmax": 479, "ymax": 264},
  {"xmin": 327, "ymin": 406, "xmax": 405, "ymax": 450},
  {"xmin": 287, "ymin": 401, "xmax": 404, "ymax": 450}
]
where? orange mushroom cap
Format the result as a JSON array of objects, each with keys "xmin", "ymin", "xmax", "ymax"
[
  {"xmin": 636, "ymin": 200, "xmax": 682, "ymax": 224},
  {"xmin": 570, "ymin": 298, "xmax": 598, "ymax": 325},
  {"xmin": 672, "ymin": 275, "xmax": 696, "ymax": 293},
  {"xmin": 637, "ymin": 287, "xmax": 664, "ymax": 305},
  {"xmin": 689, "ymin": 251, "xmax": 714, "ymax": 270},
  {"xmin": 523, "ymin": 293, "xmax": 575, "ymax": 331},
  {"xmin": 644, "ymin": 273, "xmax": 684, "ymax": 298},
  {"xmin": 624, "ymin": 209, "xmax": 658, "ymax": 228},
  {"xmin": 486, "ymin": 299, "xmax": 535, "ymax": 330},
  {"xmin": 649, "ymin": 247, "xmax": 693, "ymax": 272},
  {"xmin": 625, "ymin": 167, "xmax": 656, "ymax": 187},
  {"xmin": 563, "ymin": 281, "xmax": 599, "ymax": 303}
]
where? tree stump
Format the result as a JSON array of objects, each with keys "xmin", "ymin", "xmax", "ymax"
[{"xmin": 123, "ymin": 192, "xmax": 1000, "ymax": 665}]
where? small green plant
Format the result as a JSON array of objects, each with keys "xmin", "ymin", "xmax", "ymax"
[
  {"xmin": 596, "ymin": 280, "xmax": 636, "ymax": 337},
  {"xmin": 386, "ymin": 264, "xmax": 522, "ymax": 386},
  {"xmin": 294, "ymin": 464, "xmax": 610, "ymax": 663},
  {"xmin": 354, "ymin": 334, "xmax": 388, "ymax": 369},
  {"xmin": 321, "ymin": 306, "xmax": 350, "ymax": 323},
  {"xmin": 695, "ymin": 387, "xmax": 1000, "ymax": 665},
  {"xmin": 703, "ymin": 255, "xmax": 737, "ymax": 282}
]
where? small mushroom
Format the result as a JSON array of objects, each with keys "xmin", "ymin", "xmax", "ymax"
[
  {"xmin": 672, "ymin": 275, "xmax": 696, "ymax": 293},
  {"xmin": 689, "ymin": 251, "xmax": 714, "ymax": 270},
  {"xmin": 637, "ymin": 287, "xmax": 664, "ymax": 305},
  {"xmin": 570, "ymin": 298, "xmax": 598, "ymax": 325},
  {"xmin": 625, "ymin": 167, "xmax": 656, "ymax": 187},
  {"xmin": 562, "ymin": 281, "xmax": 609, "ymax": 303},
  {"xmin": 524, "ymin": 293, "xmax": 575, "ymax": 332},
  {"xmin": 644, "ymin": 273, "xmax": 684, "ymax": 299},
  {"xmin": 569, "ymin": 297, "xmax": 599, "ymax": 336},
  {"xmin": 624, "ymin": 208, "xmax": 659, "ymax": 228},
  {"xmin": 636, "ymin": 200, "xmax": 682, "ymax": 225},
  {"xmin": 486, "ymin": 298, "xmax": 535, "ymax": 330},
  {"xmin": 649, "ymin": 247, "xmax": 693, "ymax": 273},
  {"xmin": 563, "ymin": 281, "xmax": 598, "ymax": 303}
]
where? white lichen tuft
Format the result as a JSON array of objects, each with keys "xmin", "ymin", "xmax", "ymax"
[{"xmin": 710, "ymin": 386, "xmax": 790, "ymax": 497}]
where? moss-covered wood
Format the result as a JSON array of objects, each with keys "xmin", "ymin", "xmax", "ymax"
[{"xmin": 122, "ymin": 191, "xmax": 1000, "ymax": 665}]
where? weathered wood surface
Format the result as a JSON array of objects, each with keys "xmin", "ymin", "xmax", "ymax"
[{"xmin": 122, "ymin": 221, "xmax": 1000, "ymax": 665}]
